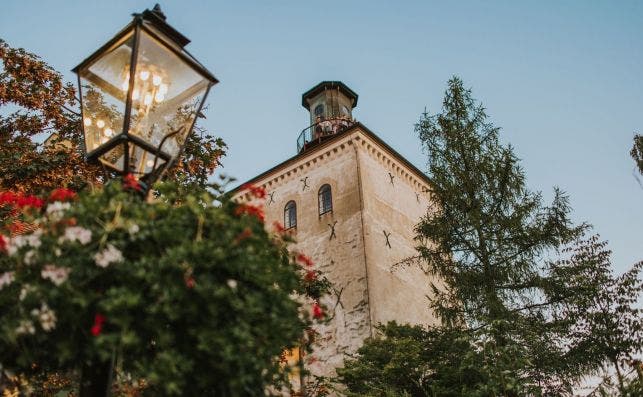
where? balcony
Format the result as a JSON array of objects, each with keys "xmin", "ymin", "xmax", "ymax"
[{"xmin": 297, "ymin": 117, "xmax": 356, "ymax": 153}]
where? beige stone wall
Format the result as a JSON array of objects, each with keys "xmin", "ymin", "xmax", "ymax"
[
  {"xmin": 236, "ymin": 135, "xmax": 372, "ymax": 377},
  {"xmin": 352, "ymin": 132, "xmax": 439, "ymax": 328},
  {"xmin": 233, "ymin": 127, "xmax": 439, "ymax": 378}
]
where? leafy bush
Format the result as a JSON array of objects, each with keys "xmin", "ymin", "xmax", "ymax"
[{"xmin": 0, "ymin": 181, "xmax": 328, "ymax": 395}]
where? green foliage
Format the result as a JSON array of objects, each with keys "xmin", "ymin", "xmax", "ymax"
[
  {"xmin": 0, "ymin": 182, "xmax": 327, "ymax": 395},
  {"xmin": 631, "ymin": 134, "xmax": 643, "ymax": 184}
]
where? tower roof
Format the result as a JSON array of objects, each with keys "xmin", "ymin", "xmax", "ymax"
[{"xmin": 301, "ymin": 81, "xmax": 358, "ymax": 110}]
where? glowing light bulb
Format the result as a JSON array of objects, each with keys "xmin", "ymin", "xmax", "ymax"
[
  {"xmin": 152, "ymin": 75, "xmax": 162, "ymax": 86},
  {"xmin": 144, "ymin": 93, "xmax": 152, "ymax": 106},
  {"xmin": 140, "ymin": 70, "xmax": 150, "ymax": 81},
  {"xmin": 159, "ymin": 84, "xmax": 168, "ymax": 95},
  {"xmin": 96, "ymin": 120, "xmax": 105, "ymax": 128},
  {"xmin": 83, "ymin": 118, "xmax": 92, "ymax": 127},
  {"xmin": 132, "ymin": 89, "xmax": 140, "ymax": 100},
  {"xmin": 154, "ymin": 92, "xmax": 165, "ymax": 103},
  {"xmin": 104, "ymin": 128, "xmax": 113, "ymax": 137},
  {"xmin": 121, "ymin": 80, "xmax": 129, "ymax": 91},
  {"xmin": 146, "ymin": 160, "xmax": 155, "ymax": 168},
  {"xmin": 100, "ymin": 136, "xmax": 108, "ymax": 144}
]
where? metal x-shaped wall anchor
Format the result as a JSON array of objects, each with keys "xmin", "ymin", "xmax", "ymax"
[
  {"xmin": 328, "ymin": 221, "xmax": 337, "ymax": 240},
  {"xmin": 383, "ymin": 230, "xmax": 392, "ymax": 248},
  {"xmin": 415, "ymin": 192, "xmax": 420, "ymax": 203},
  {"xmin": 388, "ymin": 172, "xmax": 395, "ymax": 185},
  {"xmin": 267, "ymin": 191, "xmax": 275, "ymax": 205},
  {"xmin": 300, "ymin": 176, "xmax": 309, "ymax": 191}
]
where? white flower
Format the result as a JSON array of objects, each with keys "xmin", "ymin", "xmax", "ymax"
[
  {"xmin": 46, "ymin": 202, "xmax": 71, "ymax": 220},
  {"xmin": 128, "ymin": 224, "xmax": 140, "ymax": 235},
  {"xmin": 94, "ymin": 244, "xmax": 123, "ymax": 268},
  {"xmin": 54, "ymin": 248, "xmax": 61, "ymax": 257},
  {"xmin": 19, "ymin": 284, "xmax": 34, "ymax": 301},
  {"xmin": 7, "ymin": 230, "xmax": 42, "ymax": 255},
  {"xmin": 24, "ymin": 250, "xmax": 36, "ymax": 265},
  {"xmin": 39, "ymin": 310, "xmax": 57, "ymax": 332},
  {"xmin": 60, "ymin": 226, "xmax": 92, "ymax": 245},
  {"xmin": 0, "ymin": 271, "xmax": 15, "ymax": 290},
  {"xmin": 226, "ymin": 279, "xmax": 238, "ymax": 289},
  {"xmin": 15, "ymin": 320, "xmax": 35, "ymax": 335},
  {"xmin": 31, "ymin": 303, "xmax": 56, "ymax": 332},
  {"xmin": 41, "ymin": 265, "xmax": 70, "ymax": 286}
]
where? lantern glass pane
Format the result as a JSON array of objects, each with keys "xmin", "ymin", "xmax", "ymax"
[
  {"xmin": 99, "ymin": 144, "xmax": 126, "ymax": 172},
  {"xmin": 128, "ymin": 144, "xmax": 167, "ymax": 177},
  {"xmin": 127, "ymin": 30, "xmax": 209, "ymax": 160},
  {"xmin": 79, "ymin": 33, "xmax": 134, "ymax": 154}
]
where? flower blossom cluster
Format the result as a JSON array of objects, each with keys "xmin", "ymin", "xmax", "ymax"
[
  {"xmin": 296, "ymin": 253, "xmax": 314, "ymax": 267},
  {"xmin": 59, "ymin": 226, "xmax": 92, "ymax": 245},
  {"xmin": 0, "ymin": 191, "xmax": 44, "ymax": 209},
  {"xmin": 15, "ymin": 320, "xmax": 35, "ymax": 335},
  {"xmin": 94, "ymin": 244, "xmax": 123, "ymax": 268},
  {"xmin": 241, "ymin": 183, "xmax": 267, "ymax": 199},
  {"xmin": 46, "ymin": 201, "xmax": 71, "ymax": 220},
  {"xmin": 31, "ymin": 302, "xmax": 56, "ymax": 332},
  {"xmin": 6, "ymin": 230, "xmax": 42, "ymax": 255},
  {"xmin": 41, "ymin": 265, "xmax": 70, "ymax": 286},
  {"xmin": 48, "ymin": 188, "xmax": 76, "ymax": 202},
  {"xmin": 234, "ymin": 203, "xmax": 265, "ymax": 222},
  {"xmin": 312, "ymin": 302, "xmax": 324, "ymax": 319},
  {"xmin": 91, "ymin": 313, "xmax": 107, "ymax": 336},
  {"xmin": 123, "ymin": 174, "xmax": 143, "ymax": 192},
  {"xmin": 0, "ymin": 271, "xmax": 15, "ymax": 290}
]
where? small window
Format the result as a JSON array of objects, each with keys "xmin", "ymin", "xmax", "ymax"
[
  {"xmin": 314, "ymin": 104, "xmax": 324, "ymax": 118},
  {"xmin": 341, "ymin": 105, "xmax": 350, "ymax": 116},
  {"xmin": 284, "ymin": 201, "xmax": 297, "ymax": 229},
  {"xmin": 318, "ymin": 184, "xmax": 332, "ymax": 215}
]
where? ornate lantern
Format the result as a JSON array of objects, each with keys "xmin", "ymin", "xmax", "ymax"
[{"xmin": 72, "ymin": 5, "xmax": 218, "ymax": 188}]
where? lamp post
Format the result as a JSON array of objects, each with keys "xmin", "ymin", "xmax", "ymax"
[
  {"xmin": 71, "ymin": 5, "xmax": 217, "ymax": 395},
  {"xmin": 73, "ymin": 4, "xmax": 218, "ymax": 192}
]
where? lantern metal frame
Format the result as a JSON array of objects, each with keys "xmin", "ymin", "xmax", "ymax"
[{"xmin": 72, "ymin": 6, "xmax": 218, "ymax": 186}]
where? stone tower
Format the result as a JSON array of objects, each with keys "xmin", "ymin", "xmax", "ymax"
[{"xmin": 233, "ymin": 81, "xmax": 439, "ymax": 381}]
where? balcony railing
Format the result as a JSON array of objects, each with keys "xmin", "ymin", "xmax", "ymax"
[{"xmin": 297, "ymin": 117, "xmax": 356, "ymax": 153}]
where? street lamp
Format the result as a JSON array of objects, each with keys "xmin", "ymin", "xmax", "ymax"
[{"xmin": 72, "ymin": 4, "xmax": 218, "ymax": 190}]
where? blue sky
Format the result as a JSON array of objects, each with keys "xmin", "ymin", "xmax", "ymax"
[{"xmin": 1, "ymin": 1, "xmax": 641, "ymax": 272}]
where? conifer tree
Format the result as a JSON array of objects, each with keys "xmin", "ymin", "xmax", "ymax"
[{"xmin": 338, "ymin": 77, "xmax": 642, "ymax": 396}]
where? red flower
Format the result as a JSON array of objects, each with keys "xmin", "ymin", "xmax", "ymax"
[
  {"xmin": 0, "ymin": 192, "xmax": 18, "ymax": 206},
  {"xmin": 234, "ymin": 227, "xmax": 253, "ymax": 244},
  {"xmin": 49, "ymin": 188, "xmax": 76, "ymax": 202},
  {"xmin": 297, "ymin": 253, "xmax": 314, "ymax": 267},
  {"xmin": 234, "ymin": 204, "xmax": 265, "ymax": 222},
  {"xmin": 16, "ymin": 195, "xmax": 44, "ymax": 209},
  {"xmin": 0, "ymin": 191, "xmax": 44, "ymax": 209},
  {"xmin": 273, "ymin": 221, "xmax": 285, "ymax": 233},
  {"xmin": 241, "ymin": 183, "xmax": 267, "ymax": 199},
  {"xmin": 0, "ymin": 235, "xmax": 6, "ymax": 252},
  {"xmin": 91, "ymin": 324, "xmax": 102, "ymax": 336},
  {"xmin": 185, "ymin": 275, "xmax": 196, "ymax": 289},
  {"xmin": 123, "ymin": 174, "xmax": 142, "ymax": 192},
  {"xmin": 305, "ymin": 270, "xmax": 317, "ymax": 282},
  {"xmin": 312, "ymin": 303, "xmax": 324, "ymax": 319},
  {"xmin": 91, "ymin": 313, "xmax": 106, "ymax": 336}
]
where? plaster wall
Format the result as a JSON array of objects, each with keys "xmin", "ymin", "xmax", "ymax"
[
  {"xmin": 234, "ymin": 127, "xmax": 440, "ymax": 378},
  {"xmin": 352, "ymin": 131, "xmax": 439, "ymax": 328},
  {"xmin": 236, "ymin": 135, "xmax": 372, "ymax": 376}
]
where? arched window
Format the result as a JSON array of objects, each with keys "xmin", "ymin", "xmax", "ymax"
[
  {"xmin": 284, "ymin": 201, "xmax": 297, "ymax": 229},
  {"xmin": 314, "ymin": 104, "xmax": 324, "ymax": 119},
  {"xmin": 318, "ymin": 184, "xmax": 332, "ymax": 215}
]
